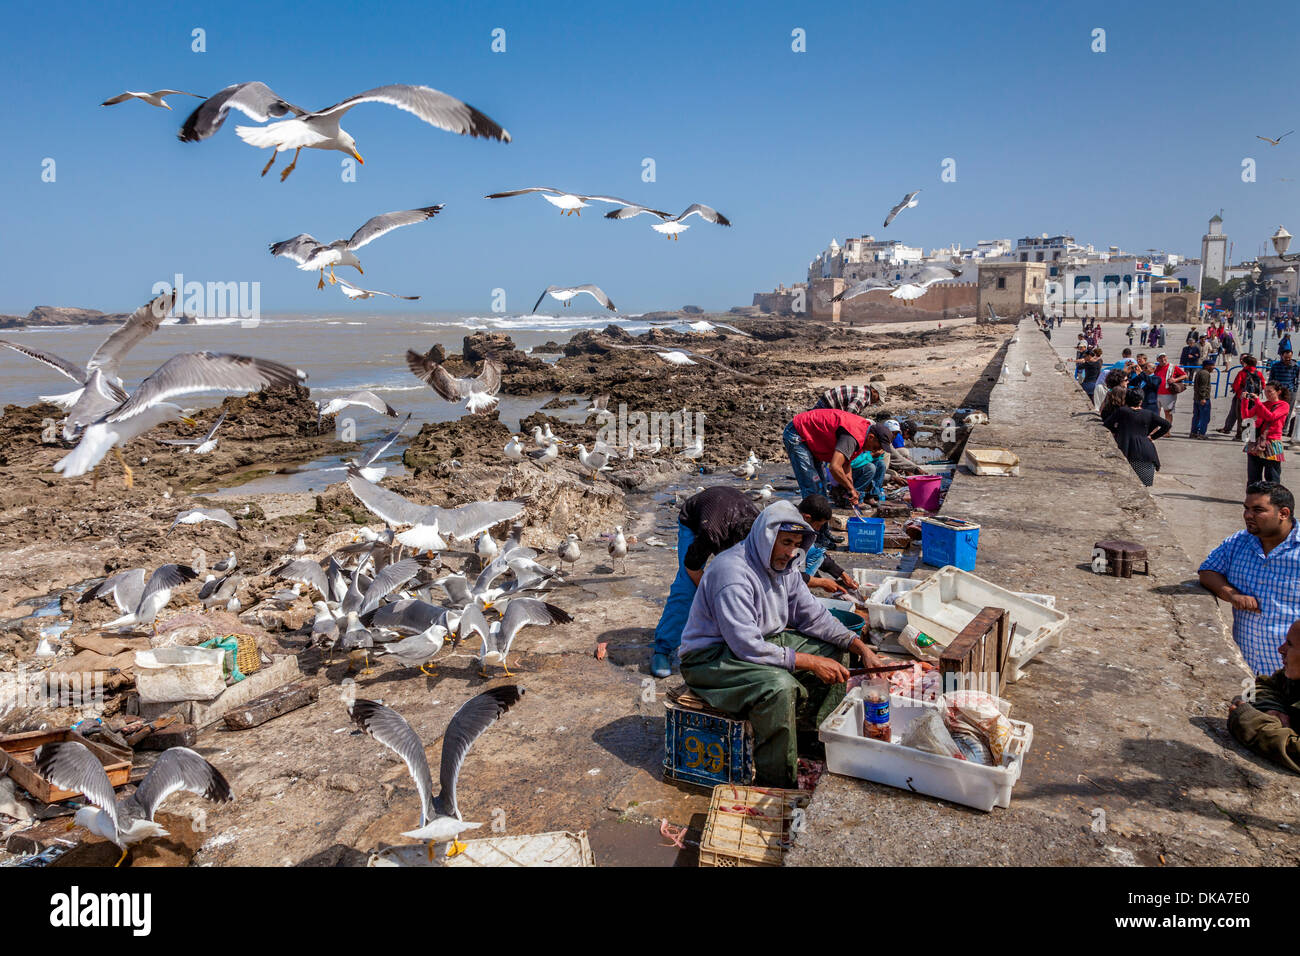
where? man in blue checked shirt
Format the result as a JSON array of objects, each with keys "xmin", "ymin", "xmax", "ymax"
[{"xmin": 1199, "ymin": 482, "xmax": 1300, "ymax": 675}]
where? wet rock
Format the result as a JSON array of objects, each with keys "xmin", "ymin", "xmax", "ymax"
[{"xmin": 462, "ymin": 332, "xmax": 546, "ymax": 371}]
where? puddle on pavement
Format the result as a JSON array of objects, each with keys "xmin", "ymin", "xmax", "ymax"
[{"xmin": 586, "ymin": 815, "xmax": 703, "ymax": 867}]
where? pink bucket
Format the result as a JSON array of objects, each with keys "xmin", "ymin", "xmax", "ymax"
[{"xmin": 905, "ymin": 475, "xmax": 942, "ymax": 511}]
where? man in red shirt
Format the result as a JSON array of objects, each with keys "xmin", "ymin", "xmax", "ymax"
[
  {"xmin": 1153, "ymin": 353, "xmax": 1188, "ymax": 424},
  {"xmin": 782, "ymin": 408, "xmax": 889, "ymax": 507}
]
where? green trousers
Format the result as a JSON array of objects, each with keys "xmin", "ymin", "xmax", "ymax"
[{"xmin": 680, "ymin": 630, "xmax": 848, "ymax": 788}]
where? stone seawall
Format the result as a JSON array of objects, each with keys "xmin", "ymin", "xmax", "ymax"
[{"xmin": 788, "ymin": 320, "xmax": 1300, "ymax": 866}]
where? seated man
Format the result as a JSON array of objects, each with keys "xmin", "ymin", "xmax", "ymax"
[
  {"xmin": 679, "ymin": 501, "xmax": 886, "ymax": 787},
  {"xmin": 1228, "ymin": 620, "xmax": 1300, "ymax": 773},
  {"xmin": 650, "ymin": 486, "xmax": 759, "ymax": 679}
]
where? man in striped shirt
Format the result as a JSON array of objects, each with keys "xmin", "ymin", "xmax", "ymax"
[{"xmin": 813, "ymin": 384, "xmax": 882, "ymax": 418}]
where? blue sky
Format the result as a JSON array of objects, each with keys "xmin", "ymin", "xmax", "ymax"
[{"xmin": 2, "ymin": 0, "xmax": 1297, "ymax": 313}]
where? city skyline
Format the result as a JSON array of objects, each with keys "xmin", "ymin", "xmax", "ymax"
[{"xmin": 3, "ymin": 0, "xmax": 1299, "ymax": 314}]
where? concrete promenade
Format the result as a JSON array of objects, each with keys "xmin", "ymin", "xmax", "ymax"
[{"xmin": 788, "ymin": 319, "xmax": 1300, "ymax": 866}]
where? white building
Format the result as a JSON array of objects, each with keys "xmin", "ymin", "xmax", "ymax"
[{"xmin": 1201, "ymin": 213, "xmax": 1228, "ymax": 284}]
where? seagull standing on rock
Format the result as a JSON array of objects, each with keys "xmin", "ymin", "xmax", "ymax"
[
  {"xmin": 558, "ymin": 533, "xmax": 581, "ymax": 569},
  {"xmin": 608, "ymin": 526, "xmax": 628, "ymax": 574}
]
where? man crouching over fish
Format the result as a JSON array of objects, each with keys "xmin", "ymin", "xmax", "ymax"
[{"xmin": 679, "ymin": 500, "xmax": 887, "ymax": 787}]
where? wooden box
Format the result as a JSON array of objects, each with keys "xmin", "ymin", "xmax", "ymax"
[
  {"xmin": 938, "ymin": 607, "xmax": 1010, "ymax": 696},
  {"xmin": 0, "ymin": 728, "xmax": 131, "ymax": 803}
]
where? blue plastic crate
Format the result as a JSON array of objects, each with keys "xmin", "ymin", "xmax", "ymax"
[
  {"xmin": 846, "ymin": 516, "xmax": 885, "ymax": 554},
  {"xmin": 663, "ymin": 698, "xmax": 755, "ymax": 788},
  {"xmin": 920, "ymin": 517, "xmax": 981, "ymax": 571}
]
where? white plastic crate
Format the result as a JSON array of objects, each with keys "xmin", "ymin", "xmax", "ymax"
[
  {"xmin": 847, "ymin": 568, "xmax": 905, "ymax": 593},
  {"xmin": 819, "ymin": 691, "xmax": 1033, "ymax": 811},
  {"xmin": 864, "ymin": 576, "xmax": 920, "ymax": 631},
  {"xmin": 893, "ymin": 566, "xmax": 1068, "ymax": 682}
]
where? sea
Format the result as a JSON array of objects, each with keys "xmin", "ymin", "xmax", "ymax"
[{"xmin": 0, "ymin": 310, "xmax": 659, "ymax": 495}]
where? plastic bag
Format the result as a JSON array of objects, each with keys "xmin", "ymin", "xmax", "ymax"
[
  {"xmin": 941, "ymin": 690, "xmax": 1013, "ymax": 764},
  {"xmin": 951, "ymin": 732, "xmax": 991, "ymax": 765},
  {"xmin": 899, "ymin": 709, "xmax": 964, "ymax": 760},
  {"xmin": 899, "ymin": 624, "xmax": 941, "ymax": 663}
]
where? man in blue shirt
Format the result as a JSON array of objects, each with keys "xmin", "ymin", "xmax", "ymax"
[
  {"xmin": 1199, "ymin": 482, "xmax": 1300, "ymax": 675},
  {"xmin": 1268, "ymin": 349, "xmax": 1298, "ymax": 437}
]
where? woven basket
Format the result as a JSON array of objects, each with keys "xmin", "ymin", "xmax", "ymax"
[{"xmin": 232, "ymin": 633, "xmax": 261, "ymax": 676}]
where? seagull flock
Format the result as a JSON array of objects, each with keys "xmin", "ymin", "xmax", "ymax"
[{"xmin": 2, "ymin": 75, "xmax": 761, "ymax": 866}]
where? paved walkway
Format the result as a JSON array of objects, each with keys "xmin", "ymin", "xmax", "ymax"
[
  {"xmin": 789, "ymin": 318, "xmax": 1300, "ymax": 867},
  {"xmin": 1045, "ymin": 319, "xmax": 1295, "ymax": 567}
]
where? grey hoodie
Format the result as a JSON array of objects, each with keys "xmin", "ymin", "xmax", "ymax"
[{"xmin": 679, "ymin": 500, "xmax": 856, "ymax": 670}]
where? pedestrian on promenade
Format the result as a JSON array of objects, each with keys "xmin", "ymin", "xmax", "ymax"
[
  {"xmin": 1222, "ymin": 355, "xmax": 1265, "ymax": 438},
  {"xmin": 1075, "ymin": 348, "xmax": 1103, "ymax": 400},
  {"xmin": 1241, "ymin": 383, "xmax": 1292, "ymax": 485},
  {"xmin": 1200, "ymin": 481, "xmax": 1300, "ymax": 675},
  {"xmin": 1129, "ymin": 354, "xmax": 1162, "ymax": 414},
  {"xmin": 1154, "ymin": 353, "xmax": 1188, "ymax": 424},
  {"xmin": 1267, "ymin": 349, "xmax": 1298, "ymax": 437},
  {"xmin": 1190, "ymin": 356, "xmax": 1215, "ymax": 439},
  {"xmin": 1102, "ymin": 388, "xmax": 1171, "ymax": 487},
  {"xmin": 1126, "ymin": 322, "xmax": 1136, "ymax": 346},
  {"xmin": 1096, "ymin": 368, "xmax": 1127, "ymax": 416}
]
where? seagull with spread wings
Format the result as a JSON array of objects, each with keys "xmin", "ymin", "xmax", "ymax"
[
  {"xmin": 484, "ymin": 186, "xmax": 650, "ymax": 217},
  {"xmin": 883, "ymin": 189, "xmax": 921, "ymax": 228},
  {"xmin": 345, "ymin": 465, "xmax": 526, "ymax": 553},
  {"xmin": 831, "ymin": 264, "xmax": 963, "ymax": 303},
  {"xmin": 605, "ymin": 343, "xmax": 763, "ymax": 384},
  {"xmin": 158, "ymin": 411, "xmax": 227, "ymax": 455},
  {"xmin": 349, "ymin": 686, "xmax": 523, "ymax": 860},
  {"xmin": 179, "ymin": 81, "xmax": 510, "ymax": 181},
  {"xmin": 336, "ymin": 277, "xmax": 420, "ymax": 301},
  {"xmin": 532, "ymin": 284, "xmax": 616, "ymax": 313},
  {"xmin": 53, "ymin": 351, "xmax": 305, "ymax": 488},
  {"xmin": 605, "ymin": 202, "xmax": 731, "ymax": 239},
  {"xmin": 77, "ymin": 563, "xmax": 199, "ymax": 629},
  {"xmin": 270, "ymin": 205, "xmax": 443, "ymax": 289},
  {"xmin": 477, "ymin": 599, "xmax": 572, "ymax": 678},
  {"xmin": 0, "ymin": 291, "xmax": 175, "ymax": 440},
  {"xmin": 405, "ymin": 351, "xmax": 502, "ymax": 414},
  {"xmin": 101, "ymin": 89, "xmax": 203, "ymax": 110},
  {"xmin": 36, "ymin": 742, "xmax": 231, "ymax": 867},
  {"xmin": 1257, "ymin": 130, "xmax": 1295, "ymax": 146}
]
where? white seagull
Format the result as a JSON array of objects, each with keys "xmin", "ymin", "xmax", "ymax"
[
  {"xmin": 101, "ymin": 89, "xmax": 202, "ymax": 110},
  {"xmin": 406, "ymin": 352, "xmax": 502, "ymax": 414},
  {"xmin": 53, "ymin": 351, "xmax": 304, "ymax": 487},
  {"xmin": 317, "ymin": 390, "xmax": 400, "ymax": 420},
  {"xmin": 606, "ymin": 344, "xmax": 763, "ymax": 383},
  {"xmin": 348, "ymin": 686, "xmax": 524, "ymax": 859},
  {"xmin": 0, "ymin": 292, "xmax": 174, "ymax": 439},
  {"xmin": 503, "ymin": 435, "xmax": 526, "ymax": 462},
  {"xmin": 270, "ymin": 205, "xmax": 444, "ymax": 289},
  {"xmin": 159, "ymin": 411, "xmax": 227, "ymax": 455},
  {"xmin": 607, "ymin": 526, "xmax": 629, "ymax": 574},
  {"xmin": 336, "ymin": 277, "xmax": 421, "ymax": 301},
  {"xmin": 575, "ymin": 443, "xmax": 613, "ymax": 477},
  {"xmin": 79, "ymin": 564, "xmax": 199, "ymax": 630},
  {"xmin": 832, "ymin": 264, "xmax": 962, "ymax": 303},
  {"xmin": 532, "ymin": 284, "xmax": 616, "ymax": 313},
  {"xmin": 478, "ymin": 599, "xmax": 572, "ymax": 677},
  {"xmin": 36, "ymin": 742, "xmax": 231, "ymax": 867},
  {"xmin": 558, "ymin": 533, "xmax": 581, "ymax": 569},
  {"xmin": 484, "ymin": 187, "xmax": 651, "ymax": 217},
  {"xmin": 883, "ymin": 190, "xmax": 921, "ymax": 229},
  {"xmin": 179, "ymin": 82, "xmax": 510, "ymax": 181},
  {"xmin": 605, "ymin": 203, "xmax": 731, "ymax": 240},
  {"xmin": 170, "ymin": 507, "xmax": 238, "ymax": 531}
]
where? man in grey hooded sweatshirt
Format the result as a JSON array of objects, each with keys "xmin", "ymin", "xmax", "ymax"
[{"xmin": 679, "ymin": 500, "xmax": 885, "ymax": 787}]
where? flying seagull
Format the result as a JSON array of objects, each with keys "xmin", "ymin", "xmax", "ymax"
[
  {"xmin": 0, "ymin": 291, "xmax": 174, "ymax": 439},
  {"xmin": 270, "ymin": 205, "xmax": 444, "ymax": 289},
  {"xmin": 605, "ymin": 343, "xmax": 763, "ymax": 384},
  {"xmin": 170, "ymin": 507, "xmax": 239, "ymax": 531},
  {"xmin": 832, "ymin": 264, "xmax": 962, "ymax": 303},
  {"xmin": 317, "ymin": 390, "xmax": 399, "ymax": 420},
  {"xmin": 484, "ymin": 187, "xmax": 649, "ymax": 217},
  {"xmin": 336, "ymin": 277, "xmax": 420, "ymax": 301},
  {"xmin": 158, "ymin": 411, "xmax": 227, "ymax": 454},
  {"xmin": 179, "ymin": 81, "xmax": 510, "ymax": 181},
  {"xmin": 478, "ymin": 599, "xmax": 571, "ymax": 678},
  {"xmin": 1257, "ymin": 130, "xmax": 1295, "ymax": 146},
  {"xmin": 649, "ymin": 319, "xmax": 750, "ymax": 336},
  {"xmin": 605, "ymin": 203, "xmax": 731, "ymax": 240},
  {"xmin": 532, "ymin": 284, "xmax": 616, "ymax": 313},
  {"xmin": 36, "ymin": 742, "xmax": 231, "ymax": 867},
  {"xmin": 349, "ymin": 686, "xmax": 524, "ymax": 860},
  {"xmin": 101, "ymin": 89, "xmax": 202, "ymax": 110},
  {"xmin": 406, "ymin": 351, "xmax": 502, "ymax": 414},
  {"xmin": 53, "ymin": 352, "xmax": 304, "ymax": 488},
  {"xmin": 345, "ymin": 465, "xmax": 526, "ymax": 552},
  {"xmin": 883, "ymin": 190, "xmax": 920, "ymax": 229},
  {"xmin": 78, "ymin": 563, "xmax": 199, "ymax": 629}
]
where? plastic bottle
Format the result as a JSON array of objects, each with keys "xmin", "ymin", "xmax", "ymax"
[{"xmin": 862, "ymin": 678, "xmax": 891, "ymax": 742}]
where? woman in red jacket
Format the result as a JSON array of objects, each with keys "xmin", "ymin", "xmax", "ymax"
[
  {"xmin": 1221, "ymin": 355, "xmax": 1265, "ymax": 438},
  {"xmin": 1241, "ymin": 383, "xmax": 1293, "ymax": 484}
]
